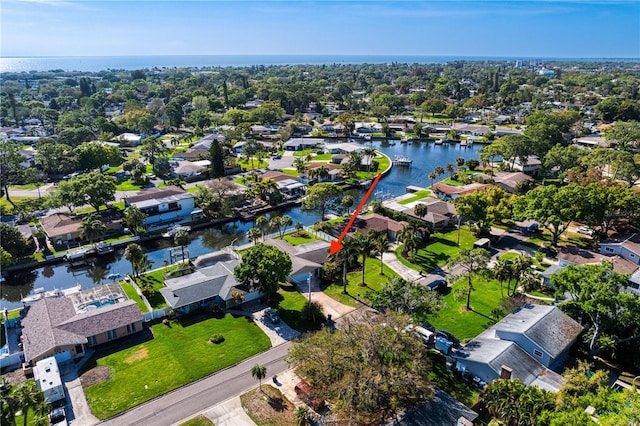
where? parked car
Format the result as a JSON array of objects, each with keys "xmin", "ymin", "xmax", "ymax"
[
  {"xmin": 264, "ymin": 308, "xmax": 280, "ymax": 324},
  {"xmin": 427, "ymin": 279, "xmax": 448, "ymax": 291},
  {"xmin": 576, "ymin": 226, "xmax": 594, "ymax": 235},
  {"xmin": 436, "ymin": 329, "xmax": 460, "ymax": 347},
  {"xmin": 49, "ymin": 407, "xmax": 67, "ymax": 426},
  {"xmin": 526, "ymin": 223, "xmax": 539, "ymax": 233}
]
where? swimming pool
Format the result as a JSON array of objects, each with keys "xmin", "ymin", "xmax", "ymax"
[{"xmin": 78, "ymin": 297, "xmax": 120, "ymax": 311}]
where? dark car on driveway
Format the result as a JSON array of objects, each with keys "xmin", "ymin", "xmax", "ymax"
[
  {"xmin": 427, "ymin": 279, "xmax": 448, "ymax": 291},
  {"xmin": 264, "ymin": 308, "xmax": 280, "ymax": 324}
]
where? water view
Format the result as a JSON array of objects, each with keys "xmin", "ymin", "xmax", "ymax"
[{"xmin": 1, "ymin": 141, "xmax": 482, "ymax": 310}]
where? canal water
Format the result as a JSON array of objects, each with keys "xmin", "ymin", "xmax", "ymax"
[{"xmin": 1, "ymin": 140, "xmax": 482, "ymax": 310}]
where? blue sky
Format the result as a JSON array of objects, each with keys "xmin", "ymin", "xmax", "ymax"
[{"xmin": 2, "ymin": 0, "xmax": 639, "ymax": 58}]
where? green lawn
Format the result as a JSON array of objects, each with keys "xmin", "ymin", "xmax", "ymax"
[
  {"xmin": 8, "ymin": 182, "xmax": 43, "ymax": 190},
  {"xmin": 120, "ymin": 281, "xmax": 149, "ymax": 313},
  {"xmin": 0, "ymin": 196, "xmax": 37, "ymax": 215},
  {"xmin": 398, "ymin": 190, "xmax": 432, "ymax": 205},
  {"xmin": 498, "ymin": 251, "xmax": 520, "ymax": 262},
  {"xmin": 396, "ymin": 226, "xmax": 477, "ymax": 273},
  {"xmin": 115, "ymin": 179, "xmax": 144, "ymax": 191},
  {"xmin": 321, "ymin": 258, "xmax": 399, "ymax": 307},
  {"xmin": 84, "ymin": 313, "xmax": 271, "ymax": 419},
  {"xmin": 293, "ymin": 149, "xmax": 315, "ymax": 157},
  {"xmin": 281, "ymin": 231, "xmax": 320, "ymax": 246},
  {"xmin": 279, "ymin": 169, "xmax": 298, "ymax": 177},
  {"xmin": 427, "ymin": 276, "xmax": 506, "ymax": 342},
  {"xmin": 311, "ymin": 153, "xmax": 332, "ymax": 161},
  {"xmin": 272, "ymin": 282, "xmax": 325, "ymax": 332},
  {"xmin": 135, "ymin": 264, "xmax": 182, "ymax": 310},
  {"xmin": 237, "ymin": 158, "xmax": 269, "ymax": 170}
]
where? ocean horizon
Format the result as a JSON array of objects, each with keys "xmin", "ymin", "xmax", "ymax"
[{"xmin": 2, "ymin": 54, "xmax": 638, "ymax": 73}]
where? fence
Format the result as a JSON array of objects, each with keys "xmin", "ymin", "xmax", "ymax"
[{"xmin": 143, "ymin": 307, "xmax": 170, "ymax": 322}]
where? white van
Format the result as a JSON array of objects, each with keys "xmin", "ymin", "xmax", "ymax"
[{"xmin": 414, "ymin": 326, "xmax": 435, "ymax": 346}]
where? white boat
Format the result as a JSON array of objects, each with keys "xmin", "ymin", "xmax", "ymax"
[
  {"xmin": 460, "ymin": 140, "xmax": 468, "ymax": 147},
  {"xmin": 393, "ymin": 155, "xmax": 413, "ymax": 166},
  {"xmin": 21, "ymin": 288, "xmax": 62, "ymax": 304},
  {"xmin": 162, "ymin": 225, "xmax": 191, "ymax": 238},
  {"xmin": 64, "ymin": 247, "xmax": 91, "ymax": 261}
]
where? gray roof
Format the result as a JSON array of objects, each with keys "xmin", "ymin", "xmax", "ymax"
[
  {"xmin": 396, "ymin": 386, "xmax": 478, "ymax": 426},
  {"xmin": 161, "ymin": 252, "xmax": 241, "ymax": 308},
  {"xmin": 453, "ymin": 337, "xmax": 546, "ymax": 386},
  {"xmin": 494, "ymin": 304, "xmax": 583, "ymax": 358},
  {"xmin": 264, "ymin": 239, "xmax": 329, "ymax": 278},
  {"xmin": 21, "ymin": 298, "xmax": 142, "ymax": 362},
  {"xmin": 124, "ymin": 186, "xmax": 192, "ymax": 205}
]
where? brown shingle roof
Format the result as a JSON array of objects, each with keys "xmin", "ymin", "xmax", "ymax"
[
  {"xmin": 124, "ymin": 185, "xmax": 185, "ymax": 204},
  {"xmin": 21, "ymin": 298, "xmax": 142, "ymax": 362}
]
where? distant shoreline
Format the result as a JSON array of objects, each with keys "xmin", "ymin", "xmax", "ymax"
[{"xmin": 2, "ymin": 54, "xmax": 639, "ymax": 73}]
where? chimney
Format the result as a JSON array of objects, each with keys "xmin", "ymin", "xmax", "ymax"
[
  {"xmin": 457, "ymin": 417, "xmax": 473, "ymax": 426},
  {"xmin": 500, "ymin": 365, "xmax": 512, "ymax": 380}
]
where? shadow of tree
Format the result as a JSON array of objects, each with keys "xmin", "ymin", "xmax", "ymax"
[{"xmin": 267, "ymin": 395, "xmax": 288, "ymax": 412}]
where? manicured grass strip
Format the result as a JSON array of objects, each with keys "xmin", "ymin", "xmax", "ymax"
[
  {"xmin": 179, "ymin": 415, "xmax": 215, "ymax": 426},
  {"xmin": 293, "ymin": 149, "xmax": 315, "ymax": 157},
  {"xmin": 115, "ymin": 179, "xmax": 144, "ymax": 191},
  {"xmin": 280, "ymin": 169, "xmax": 298, "ymax": 177},
  {"xmin": 85, "ymin": 313, "xmax": 271, "ymax": 419},
  {"xmin": 322, "ymin": 258, "xmax": 399, "ymax": 307},
  {"xmin": 236, "ymin": 158, "xmax": 269, "ymax": 170},
  {"xmin": 120, "ymin": 281, "xmax": 149, "ymax": 313},
  {"xmin": 398, "ymin": 190, "xmax": 432, "ymax": 205},
  {"xmin": 281, "ymin": 231, "xmax": 320, "ymax": 246},
  {"xmin": 395, "ymin": 226, "xmax": 477, "ymax": 273},
  {"xmin": 427, "ymin": 276, "xmax": 506, "ymax": 342}
]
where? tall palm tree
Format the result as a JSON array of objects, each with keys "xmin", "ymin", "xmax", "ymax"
[
  {"xmin": 413, "ymin": 203, "xmax": 428, "ymax": 220},
  {"xmin": 80, "ymin": 213, "xmax": 107, "ymax": 245},
  {"xmin": 362, "ymin": 147, "xmax": 376, "ymax": 172},
  {"xmin": 493, "ymin": 258, "xmax": 511, "ymax": 298},
  {"xmin": 247, "ymin": 227, "xmax": 261, "ymax": 245},
  {"xmin": 174, "ymin": 230, "xmax": 190, "ymax": 263},
  {"xmin": 372, "ymin": 233, "xmax": 391, "ymax": 275},
  {"xmin": 0, "ymin": 381, "xmax": 17, "ymax": 426},
  {"xmin": 255, "ymin": 215, "xmax": 269, "ymax": 240},
  {"xmin": 428, "ymin": 172, "xmax": 436, "ymax": 187},
  {"xmin": 446, "ymin": 163, "xmax": 455, "ymax": 178},
  {"xmin": 332, "ymin": 237, "xmax": 359, "ymax": 294},
  {"xmin": 434, "ymin": 166, "xmax": 445, "ymax": 180},
  {"xmin": 14, "ymin": 381, "xmax": 44, "ymax": 426},
  {"xmin": 398, "ymin": 224, "xmax": 419, "ymax": 257},
  {"xmin": 510, "ymin": 254, "xmax": 532, "ymax": 296},
  {"xmin": 125, "ymin": 243, "xmax": 145, "ymax": 278},
  {"xmin": 354, "ymin": 232, "xmax": 375, "ymax": 286},
  {"xmin": 251, "ymin": 364, "xmax": 267, "ymax": 392}
]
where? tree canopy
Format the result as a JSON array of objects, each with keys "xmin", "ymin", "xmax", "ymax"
[
  {"xmin": 233, "ymin": 243, "xmax": 292, "ymax": 295},
  {"xmin": 287, "ymin": 312, "xmax": 433, "ymax": 425}
]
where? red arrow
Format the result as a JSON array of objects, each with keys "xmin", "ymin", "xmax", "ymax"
[{"xmin": 329, "ymin": 173, "xmax": 383, "ymax": 256}]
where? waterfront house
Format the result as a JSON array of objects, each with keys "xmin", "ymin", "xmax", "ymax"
[
  {"xmin": 511, "ymin": 156, "xmax": 542, "ymax": 176},
  {"xmin": 493, "ymin": 172, "xmax": 533, "ymax": 193},
  {"xmin": 40, "ymin": 210, "xmax": 122, "ymax": 247},
  {"xmin": 349, "ymin": 213, "xmax": 407, "ymax": 242},
  {"xmin": 452, "ymin": 304, "xmax": 582, "ymax": 392},
  {"xmin": 160, "ymin": 251, "xmax": 258, "ymax": 313},
  {"xmin": 123, "ymin": 186, "xmax": 197, "ymax": 231},
  {"xmin": 21, "ymin": 285, "xmax": 142, "ymax": 365},
  {"xmin": 264, "ymin": 238, "xmax": 330, "ymax": 285},
  {"xmin": 431, "ymin": 182, "xmax": 491, "ymax": 200}
]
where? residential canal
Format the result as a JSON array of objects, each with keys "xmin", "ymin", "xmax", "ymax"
[{"xmin": 1, "ymin": 141, "xmax": 482, "ymax": 310}]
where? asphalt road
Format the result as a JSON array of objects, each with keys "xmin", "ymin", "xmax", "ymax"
[{"xmin": 99, "ymin": 342, "xmax": 292, "ymax": 426}]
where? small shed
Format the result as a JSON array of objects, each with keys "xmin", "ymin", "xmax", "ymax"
[{"xmin": 474, "ymin": 238, "xmax": 491, "ymax": 249}]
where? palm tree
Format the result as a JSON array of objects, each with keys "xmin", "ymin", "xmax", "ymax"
[
  {"xmin": 80, "ymin": 213, "xmax": 107, "ymax": 245},
  {"xmin": 14, "ymin": 381, "xmax": 44, "ymax": 426},
  {"xmin": 275, "ymin": 215, "xmax": 293, "ymax": 238},
  {"xmin": 294, "ymin": 406, "xmax": 309, "ymax": 426},
  {"xmin": 428, "ymin": 172, "xmax": 436, "ymax": 187},
  {"xmin": 493, "ymin": 258, "xmax": 511, "ymax": 298},
  {"xmin": 333, "ymin": 237, "xmax": 358, "ymax": 294},
  {"xmin": 413, "ymin": 203, "xmax": 428, "ymax": 220},
  {"xmin": 510, "ymin": 254, "xmax": 532, "ymax": 296},
  {"xmin": 446, "ymin": 163, "xmax": 455, "ymax": 178},
  {"xmin": 293, "ymin": 157, "xmax": 307, "ymax": 175},
  {"xmin": 123, "ymin": 205, "xmax": 147, "ymax": 235},
  {"xmin": 0, "ymin": 381, "xmax": 17, "ymax": 426},
  {"xmin": 456, "ymin": 156, "xmax": 465, "ymax": 167},
  {"xmin": 255, "ymin": 215, "xmax": 269, "ymax": 240},
  {"xmin": 251, "ymin": 364, "xmax": 267, "ymax": 392},
  {"xmin": 434, "ymin": 166, "xmax": 445, "ymax": 180},
  {"xmin": 398, "ymin": 224, "xmax": 420, "ymax": 258},
  {"xmin": 124, "ymin": 243, "xmax": 145, "ymax": 278},
  {"xmin": 140, "ymin": 136, "xmax": 167, "ymax": 173},
  {"xmin": 173, "ymin": 230, "xmax": 190, "ymax": 263},
  {"xmin": 372, "ymin": 233, "xmax": 391, "ymax": 275},
  {"xmin": 354, "ymin": 232, "xmax": 375, "ymax": 286},
  {"xmin": 362, "ymin": 147, "xmax": 376, "ymax": 172},
  {"xmin": 247, "ymin": 227, "xmax": 262, "ymax": 245}
]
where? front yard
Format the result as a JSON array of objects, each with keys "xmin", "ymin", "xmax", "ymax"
[
  {"xmin": 83, "ymin": 313, "xmax": 271, "ymax": 419},
  {"xmin": 321, "ymin": 257, "xmax": 399, "ymax": 307},
  {"xmin": 396, "ymin": 226, "xmax": 477, "ymax": 273}
]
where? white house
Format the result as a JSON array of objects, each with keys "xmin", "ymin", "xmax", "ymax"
[
  {"xmin": 115, "ymin": 133, "xmax": 143, "ymax": 146},
  {"xmin": 283, "ymin": 137, "xmax": 324, "ymax": 151},
  {"xmin": 512, "ymin": 156, "xmax": 541, "ymax": 176},
  {"xmin": 123, "ymin": 186, "xmax": 197, "ymax": 231},
  {"xmin": 600, "ymin": 233, "xmax": 640, "ymax": 265}
]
